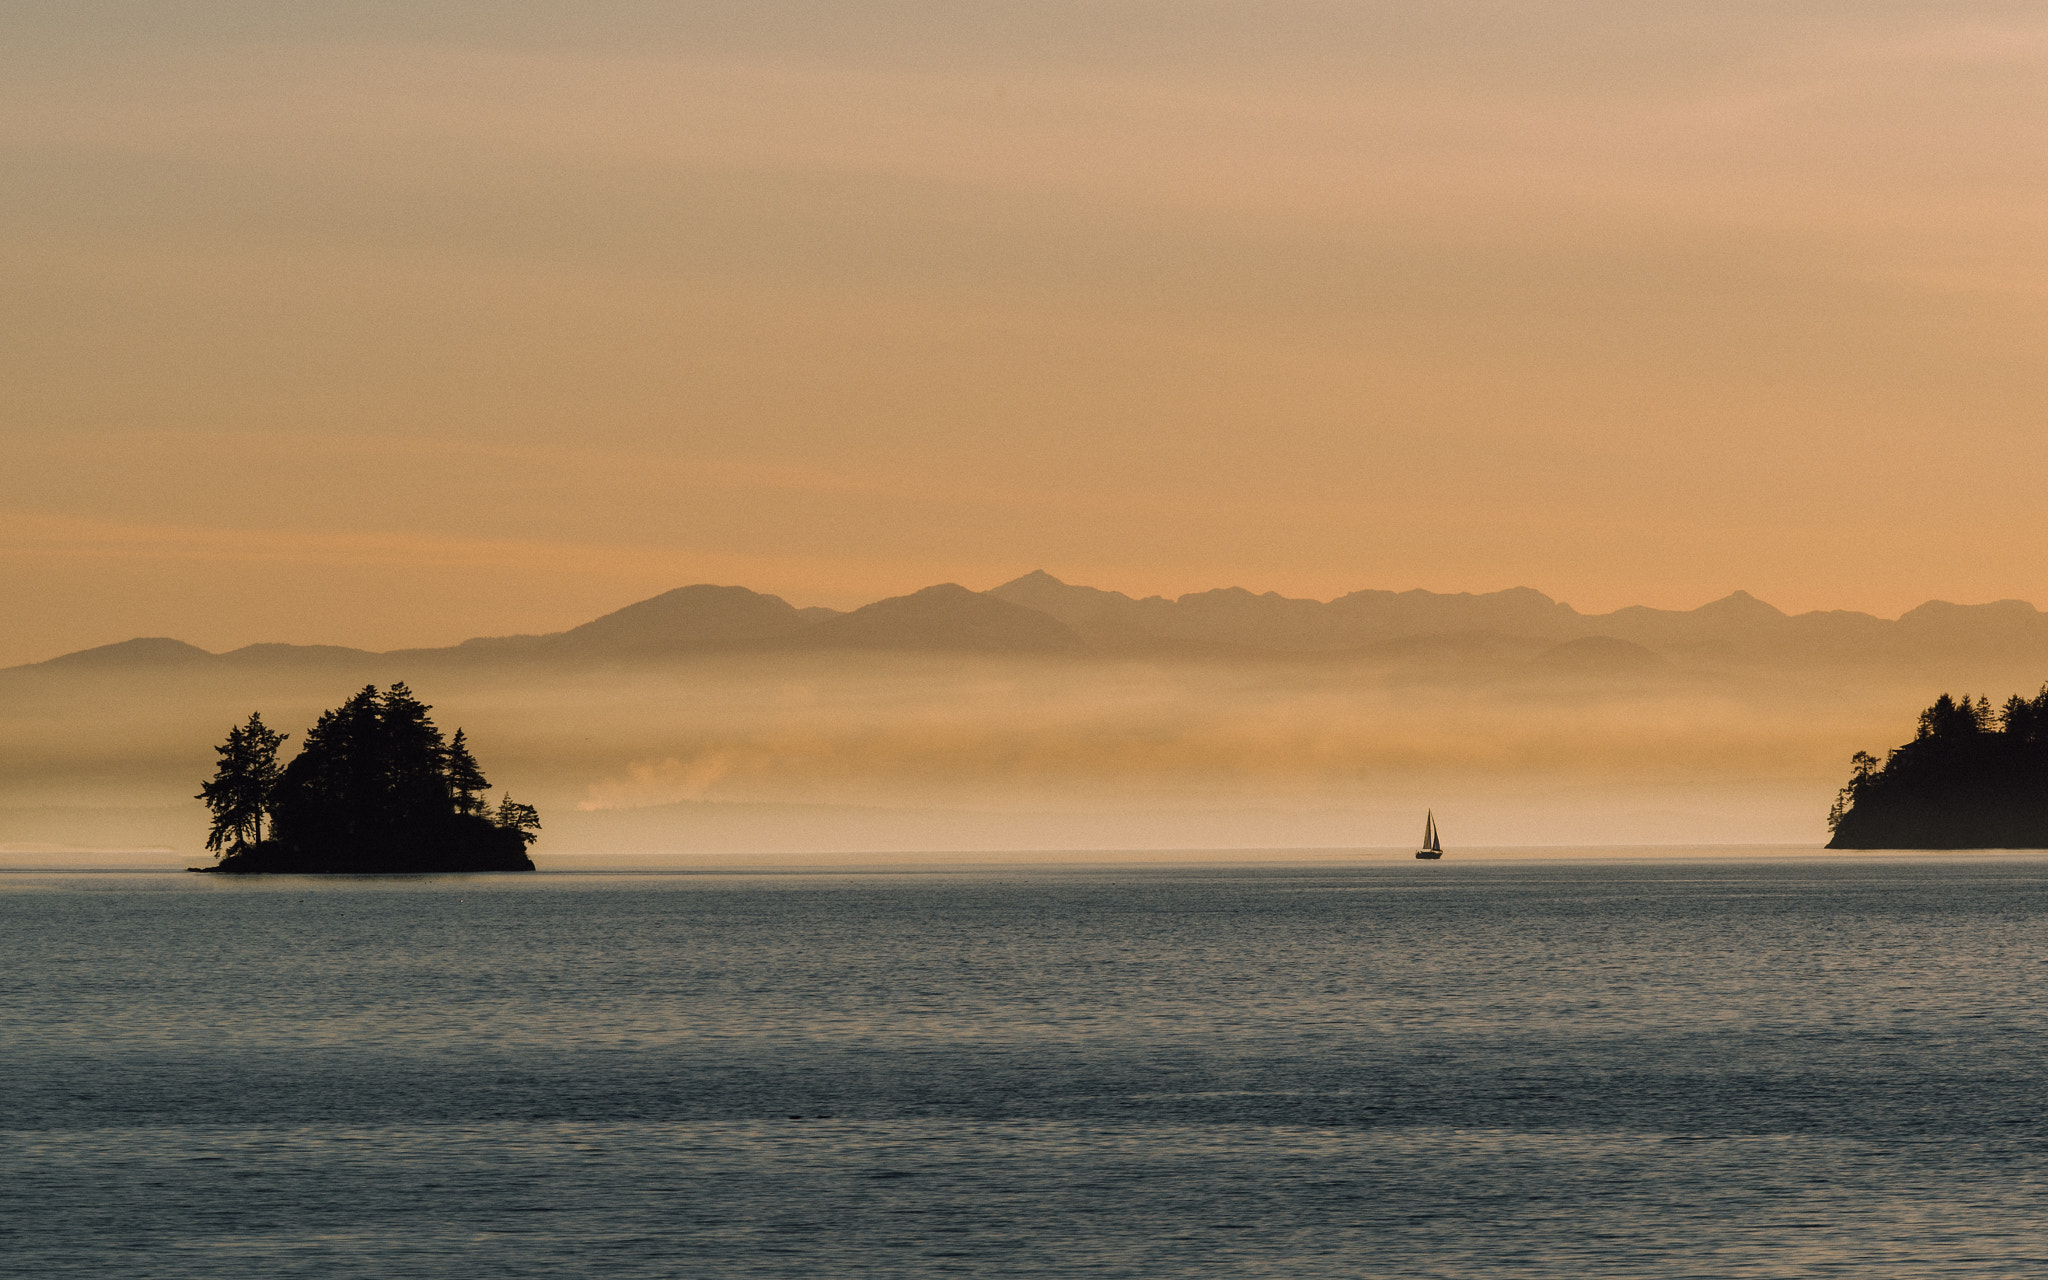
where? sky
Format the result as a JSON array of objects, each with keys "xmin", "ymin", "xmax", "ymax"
[{"xmin": 8, "ymin": 2, "xmax": 2048, "ymax": 667}]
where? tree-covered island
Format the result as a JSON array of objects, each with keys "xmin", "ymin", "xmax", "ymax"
[
  {"xmin": 1827, "ymin": 688, "xmax": 2048, "ymax": 849},
  {"xmin": 196, "ymin": 683, "xmax": 537, "ymax": 873}
]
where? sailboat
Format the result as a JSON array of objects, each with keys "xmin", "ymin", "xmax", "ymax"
[{"xmin": 1415, "ymin": 810, "xmax": 1444, "ymax": 860}]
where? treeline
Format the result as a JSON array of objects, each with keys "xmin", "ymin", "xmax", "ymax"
[
  {"xmin": 198, "ymin": 683, "xmax": 537, "ymax": 873},
  {"xmin": 1827, "ymin": 688, "xmax": 2048, "ymax": 849}
]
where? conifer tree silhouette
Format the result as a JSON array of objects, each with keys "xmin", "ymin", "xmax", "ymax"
[
  {"xmin": 493, "ymin": 793, "xmax": 542, "ymax": 846},
  {"xmin": 203, "ymin": 684, "xmax": 537, "ymax": 872},
  {"xmin": 1829, "ymin": 686, "xmax": 2048, "ymax": 848},
  {"xmin": 445, "ymin": 728, "xmax": 490, "ymax": 816},
  {"xmin": 197, "ymin": 712, "xmax": 287, "ymax": 855}
]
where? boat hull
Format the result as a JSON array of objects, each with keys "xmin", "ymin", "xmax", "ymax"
[{"xmin": 1415, "ymin": 850, "xmax": 1442, "ymax": 860}]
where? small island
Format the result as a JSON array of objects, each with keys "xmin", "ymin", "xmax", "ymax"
[
  {"xmin": 195, "ymin": 683, "xmax": 538, "ymax": 873},
  {"xmin": 1827, "ymin": 688, "xmax": 2048, "ymax": 849}
]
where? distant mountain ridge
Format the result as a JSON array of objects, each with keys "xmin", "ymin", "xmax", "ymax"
[
  {"xmin": 987, "ymin": 573, "xmax": 2048, "ymax": 669},
  {"xmin": 990, "ymin": 570, "xmax": 1585, "ymax": 652},
  {"xmin": 15, "ymin": 572, "xmax": 2048, "ymax": 673}
]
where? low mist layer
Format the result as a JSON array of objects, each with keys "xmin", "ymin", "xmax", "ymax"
[
  {"xmin": 0, "ymin": 658, "xmax": 1968, "ymax": 858},
  {"xmin": 10, "ymin": 576, "xmax": 2042, "ymax": 859}
]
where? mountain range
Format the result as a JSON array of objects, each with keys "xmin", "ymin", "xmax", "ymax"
[{"xmin": 17, "ymin": 572, "xmax": 2048, "ymax": 675}]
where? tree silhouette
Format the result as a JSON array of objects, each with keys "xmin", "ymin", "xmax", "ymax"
[
  {"xmin": 197, "ymin": 713, "xmax": 287, "ymax": 856},
  {"xmin": 445, "ymin": 728, "xmax": 490, "ymax": 816},
  {"xmin": 202, "ymin": 684, "xmax": 536, "ymax": 873},
  {"xmin": 1829, "ymin": 687, "xmax": 2048, "ymax": 848},
  {"xmin": 493, "ymin": 793, "xmax": 542, "ymax": 846}
]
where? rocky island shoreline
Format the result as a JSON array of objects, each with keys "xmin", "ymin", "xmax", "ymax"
[{"xmin": 1827, "ymin": 688, "xmax": 2048, "ymax": 849}]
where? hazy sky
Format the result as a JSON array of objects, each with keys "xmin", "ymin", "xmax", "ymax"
[{"xmin": 8, "ymin": 2, "xmax": 2048, "ymax": 665}]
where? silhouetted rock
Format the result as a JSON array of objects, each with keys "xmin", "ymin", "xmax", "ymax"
[{"xmin": 215, "ymin": 820, "xmax": 533, "ymax": 874}]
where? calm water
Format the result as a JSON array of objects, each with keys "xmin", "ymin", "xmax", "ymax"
[{"xmin": 7, "ymin": 858, "xmax": 2048, "ymax": 1277}]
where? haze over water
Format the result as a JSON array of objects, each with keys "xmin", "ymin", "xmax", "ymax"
[{"xmin": 10, "ymin": 854, "xmax": 2048, "ymax": 1277}]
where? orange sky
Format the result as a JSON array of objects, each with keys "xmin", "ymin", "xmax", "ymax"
[{"xmin": 8, "ymin": 3, "xmax": 2048, "ymax": 666}]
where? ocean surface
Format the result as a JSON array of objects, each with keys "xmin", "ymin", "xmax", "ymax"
[{"xmin": 8, "ymin": 855, "xmax": 2048, "ymax": 1277}]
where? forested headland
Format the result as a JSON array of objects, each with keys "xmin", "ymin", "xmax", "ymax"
[
  {"xmin": 196, "ymin": 683, "xmax": 537, "ymax": 873},
  {"xmin": 1827, "ymin": 689, "xmax": 2048, "ymax": 849}
]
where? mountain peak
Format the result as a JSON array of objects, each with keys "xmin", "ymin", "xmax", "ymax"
[
  {"xmin": 796, "ymin": 584, "xmax": 1083, "ymax": 652},
  {"xmin": 37, "ymin": 637, "xmax": 216, "ymax": 669},
  {"xmin": 21, "ymin": 577, "xmax": 2048, "ymax": 671},
  {"xmin": 1695, "ymin": 590, "xmax": 1785, "ymax": 619},
  {"xmin": 999, "ymin": 570, "xmax": 1070, "ymax": 589},
  {"xmin": 1897, "ymin": 598, "xmax": 2046, "ymax": 634},
  {"xmin": 552, "ymin": 584, "xmax": 806, "ymax": 651}
]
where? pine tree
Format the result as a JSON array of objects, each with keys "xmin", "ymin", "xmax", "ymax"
[
  {"xmin": 270, "ymin": 686, "xmax": 382, "ymax": 850},
  {"xmin": 444, "ymin": 728, "xmax": 490, "ymax": 816},
  {"xmin": 378, "ymin": 682, "xmax": 451, "ymax": 825},
  {"xmin": 493, "ymin": 793, "xmax": 542, "ymax": 846},
  {"xmin": 220, "ymin": 684, "xmax": 538, "ymax": 871},
  {"xmin": 1830, "ymin": 687, "xmax": 2048, "ymax": 848},
  {"xmin": 196, "ymin": 712, "xmax": 287, "ymax": 855}
]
